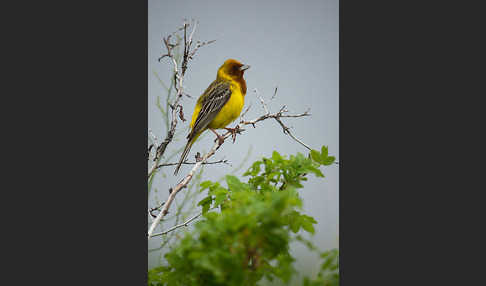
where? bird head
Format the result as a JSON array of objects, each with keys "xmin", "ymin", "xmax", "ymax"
[{"xmin": 217, "ymin": 59, "xmax": 250, "ymax": 80}]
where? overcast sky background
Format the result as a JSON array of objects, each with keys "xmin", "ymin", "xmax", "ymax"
[{"xmin": 148, "ymin": 0, "xmax": 338, "ymax": 281}]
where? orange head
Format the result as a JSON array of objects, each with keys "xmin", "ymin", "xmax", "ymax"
[
  {"xmin": 217, "ymin": 59, "xmax": 249, "ymax": 94},
  {"xmin": 217, "ymin": 59, "xmax": 250, "ymax": 81}
]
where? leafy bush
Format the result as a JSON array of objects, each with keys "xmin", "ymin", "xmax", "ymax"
[
  {"xmin": 149, "ymin": 147, "xmax": 337, "ymax": 286},
  {"xmin": 303, "ymin": 249, "xmax": 339, "ymax": 286}
]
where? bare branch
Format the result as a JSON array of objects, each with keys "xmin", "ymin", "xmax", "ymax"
[
  {"xmin": 274, "ymin": 116, "xmax": 312, "ymax": 150},
  {"xmin": 155, "ymin": 159, "xmax": 229, "ymax": 169},
  {"xmin": 239, "ymin": 108, "xmax": 311, "ymax": 150},
  {"xmin": 148, "ymin": 100, "xmax": 311, "ymax": 238},
  {"xmin": 188, "ymin": 39, "xmax": 216, "ymax": 60},
  {"xmin": 151, "ymin": 212, "xmax": 202, "ymax": 237},
  {"xmin": 240, "ymin": 103, "xmax": 252, "ymax": 120},
  {"xmin": 254, "ymin": 88, "xmax": 269, "ymax": 114},
  {"xmin": 149, "ymin": 201, "xmax": 166, "ymax": 218},
  {"xmin": 148, "ymin": 129, "xmax": 159, "ymax": 160},
  {"xmin": 148, "ymin": 137, "xmax": 225, "ymax": 238},
  {"xmin": 148, "ymin": 26, "xmax": 322, "ymax": 238},
  {"xmin": 147, "ymin": 144, "xmax": 154, "ymax": 160},
  {"xmin": 148, "ymin": 129, "xmax": 158, "ymax": 144},
  {"xmin": 148, "ymin": 21, "xmax": 214, "ymax": 179},
  {"xmin": 238, "ymin": 91, "xmax": 312, "ymax": 150}
]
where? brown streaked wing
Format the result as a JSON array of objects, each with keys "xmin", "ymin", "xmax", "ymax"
[{"xmin": 187, "ymin": 80, "xmax": 232, "ymax": 141}]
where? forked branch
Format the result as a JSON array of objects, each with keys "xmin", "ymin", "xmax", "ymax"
[
  {"xmin": 148, "ymin": 20, "xmax": 216, "ymax": 178},
  {"xmin": 148, "ymin": 93, "xmax": 311, "ymax": 238}
]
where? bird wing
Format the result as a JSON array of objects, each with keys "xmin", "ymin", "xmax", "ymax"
[{"xmin": 187, "ymin": 80, "xmax": 232, "ymax": 141}]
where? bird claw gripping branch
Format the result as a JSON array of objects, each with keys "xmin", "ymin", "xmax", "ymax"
[
  {"xmin": 212, "ymin": 131, "xmax": 226, "ymax": 145},
  {"xmin": 224, "ymin": 126, "xmax": 242, "ymax": 143}
]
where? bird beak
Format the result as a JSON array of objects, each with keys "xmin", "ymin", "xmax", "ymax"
[{"xmin": 240, "ymin": 64, "xmax": 250, "ymax": 71}]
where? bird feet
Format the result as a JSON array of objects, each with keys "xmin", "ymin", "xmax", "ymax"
[
  {"xmin": 210, "ymin": 126, "xmax": 242, "ymax": 145},
  {"xmin": 210, "ymin": 129, "xmax": 226, "ymax": 145},
  {"xmin": 224, "ymin": 126, "xmax": 242, "ymax": 143}
]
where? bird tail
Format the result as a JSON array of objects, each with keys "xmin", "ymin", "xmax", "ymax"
[{"xmin": 174, "ymin": 131, "xmax": 202, "ymax": 175}]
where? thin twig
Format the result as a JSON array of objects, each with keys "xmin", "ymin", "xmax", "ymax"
[
  {"xmin": 151, "ymin": 212, "xmax": 202, "ymax": 237},
  {"xmin": 148, "ymin": 129, "xmax": 158, "ymax": 145},
  {"xmin": 240, "ymin": 103, "xmax": 252, "ymax": 120},
  {"xmin": 148, "ymin": 210, "xmax": 155, "ymax": 223},
  {"xmin": 148, "ymin": 137, "xmax": 224, "ymax": 238},
  {"xmin": 254, "ymin": 88, "xmax": 269, "ymax": 114},
  {"xmin": 188, "ymin": 39, "xmax": 216, "ymax": 60},
  {"xmin": 271, "ymin": 86, "xmax": 278, "ymax": 100},
  {"xmin": 155, "ymin": 159, "xmax": 229, "ymax": 169},
  {"xmin": 147, "ymin": 104, "xmax": 311, "ymax": 238},
  {"xmin": 239, "ymin": 105, "xmax": 311, "ymax": 151},
  {"xmin": 149, "ymin": 201, "xmax": 166, "ymax": 217},
  {"xmin": 274, "ymin": 116, "xmax": 312, "ymax": 150},
  {"xmin": 148, "ymin": 21, "xmax": 213, "ymax": 179}
]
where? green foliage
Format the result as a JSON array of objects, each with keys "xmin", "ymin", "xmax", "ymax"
[
  {"xmin": 303, "ymin": 249, "xmax": 339, "ymax": 286},
  {"xmin": 148, "ymin": 147, "xmax": 337, "ymax": 286},
  {"xmin": 310, "ymin": 146, "xmax": 335, "ymax": 166}
]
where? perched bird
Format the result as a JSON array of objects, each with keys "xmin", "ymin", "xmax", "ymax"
[{"xmin": 174, "ymin": 59, "xmax": 250, "ymax": 175}]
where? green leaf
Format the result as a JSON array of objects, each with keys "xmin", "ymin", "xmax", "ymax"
[
  {"xmin": 225, "ymin": 175, "xmax": 244, "ymax": 192},
  {"xmin": 295, "ymin": 234, "xmax": 317, "ymax": 251},
  {"xmin": 212, "ymin": 187, "xmax": 228, "ymax": 206},
  {"xmin": 272, "ymin": 151, "xmax": 283, "ymax": 162},
  {"xmin": 308, "ymin": 166, "xmax": 325, "ymax": 177},
  {"xmin": 203, "ymin": 211, "xmax": 218, "ymax": 220},
  {"xmin": 244, "ymin": 160, "xmax": 261, "ymax": 176},
  {"xmin": 323, "ymin": 156, "xmax": 336, "ymax": 166},
  {"xmin": 310, "ymin": 149, "xmax": 323, "ymax": 164},
  {"xmin": 321, "ymin": 249, "xmax": 338, "ymax": 271},
  {"xmin": 150, "ymin": 147, "xmax": 337, "ymax": 286},
  {"xmin": 202, "ymin": 204, "xmax": 210, "ymax": 214},
  {"xmin": 301, "ymin": 215, "xmax": 317, "ymax": 234},
  {"xmin": 199, "ymin": 180, "xmax": 213, "ymax": 190},
  {"xmin": 287, "ymin": 211, "xmax": 302, "ymax": 233},
  {"xmin": 321, "ymin": 145, "xmax": 329, "ymax": 158},
  {"xmin": 214, "ymin": 194, "xmax": 226, "ymax": 206},
  {"xmin": 197, "ymin": 196, "xmax": 213, "ymax": 214}
]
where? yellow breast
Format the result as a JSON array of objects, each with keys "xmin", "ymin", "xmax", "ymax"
[{"xmin": 208, "ymin": 83, "xmax": 245, "ymax": 129}]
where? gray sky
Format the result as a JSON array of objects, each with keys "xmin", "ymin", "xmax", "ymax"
[{"xmin": 148, "ymin": 0, "xmax": 338, "ymax": 279}]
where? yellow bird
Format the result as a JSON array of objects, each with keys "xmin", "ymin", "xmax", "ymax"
[{"xmin": 174, "ymin": 59, "xmax": 250, "ymax": 175}]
